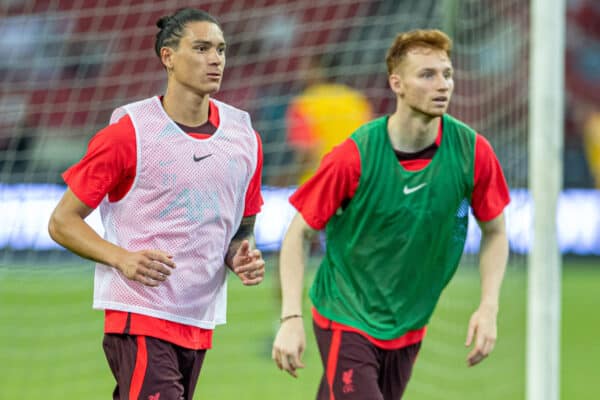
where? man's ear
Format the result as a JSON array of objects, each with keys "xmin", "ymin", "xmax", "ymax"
[
  {"xmin": 160, "ymin": 47, "xmax": 174, "ymax": 70},
  {"xmin": 388, "ymin": 73, "xmax": 403, "ymax": 96}
]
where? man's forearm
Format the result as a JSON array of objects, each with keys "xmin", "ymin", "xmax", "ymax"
[
  {"xmin": 49, "ymin": 213, "xmax": 125, "ymax": 267},
  {"xmin": 279, "ymin": 214, "xmax": 314, "ymax": 318},
  {"xmin": 225, "ymin": 215, "xmax": 256, "ymax": 268},
  {"xmin": 478, "ymin": 221, "xmax": 509, "ymax": 309}
]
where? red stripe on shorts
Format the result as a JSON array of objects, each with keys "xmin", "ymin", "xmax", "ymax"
[
  {"xmin": 130, "ymin": 336, "xmax": 148, "ymax": 399},
  {"xmin": 326, "ymin": 330, "xmax": 342, "ymax": 400}
]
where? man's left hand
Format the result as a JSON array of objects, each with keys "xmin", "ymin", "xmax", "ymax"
[
  {"xmin": 231, "ymin": 239, "xmax": 265, "ymax": 285},
  {"xmin": 465, "ymin": 304, "xmax": 498, "ymax": 366}
]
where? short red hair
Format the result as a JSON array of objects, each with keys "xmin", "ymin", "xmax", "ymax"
[{"xmin": 385, "ymin": 29, "xmax": 452, "ymax": 75}]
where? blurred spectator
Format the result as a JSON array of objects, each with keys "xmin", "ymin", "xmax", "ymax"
[
  {"xmin": 566, "ymin": 0, "xmax": 600, "ymax": 187},
  {"xmin": 567, "ymin": 0, "xmax": 600, "ymax": 105},
  {"xmin": 0, "ymin": 95, "xmax": 29, "ymax": 180},
  {"xmin": 283, "ymin": 54, "xmax": 372, "ymax": 185},
  {"xmin": 582, "ymin": 107, "xmax": 600, "ymax": 187},
  {"xmin": 569, "ymin": 0, "xmax": 600, "ymax": 38},
  {"xmin": 253, "ymin": 83, "xmax": 296, "ymax": 187}
]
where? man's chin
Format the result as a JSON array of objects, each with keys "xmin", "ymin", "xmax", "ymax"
[
  {"xmin": 425, "ymin": 109, "xmax": 446, "ymax": 118},
  {"xmin": 206, "ymin": 85, "xmax": 221, "ymax": 95},
  {"xmin": 200, "ymin": 82, "xmax": 222, "ymax": 96}
]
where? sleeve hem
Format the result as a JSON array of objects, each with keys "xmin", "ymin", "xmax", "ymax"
[
  {"xmin": 473, "ymin": 199, "xmax": 510, "ymax": 222},
  {"xmin": 289, "ymin": 197, "xmax": 326, "ymax": 230},
  {"xmin": 63, "ymin": 174, "xmax": 100, "ymax": 209}
]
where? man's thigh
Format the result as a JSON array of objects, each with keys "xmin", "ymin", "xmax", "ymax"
[
  {"xmin": 102, "ymin": 334, "xmax": 206, "ymax": 400},
  {"xmin": 313, "ymin": 323, "xmax": 383, "ymax": 400},
  {"xmin": 379, "ymin": 341, "xmax": 421, "ymax": 399}
]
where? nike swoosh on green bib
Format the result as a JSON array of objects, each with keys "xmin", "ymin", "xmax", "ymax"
[{"xmin": 310, "ymin": 114, "xmax": 476, "ymax": 340}]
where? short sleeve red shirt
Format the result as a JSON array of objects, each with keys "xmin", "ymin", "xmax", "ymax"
[
  {"xmin": 291, "ymin": 123, "xmax": 510, "ymax": 230},
  {"xmin": 290, "ymin": 122, "xmax": 510, "ymax": 348},
  {"xmin": 62, "ymin": 99, "xmax": 263, "ymax": 350}
]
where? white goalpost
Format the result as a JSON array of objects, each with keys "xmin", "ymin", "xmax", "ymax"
[{"xmin": 527, "ymin": 0, "xmax": 565, "ymax": 399}]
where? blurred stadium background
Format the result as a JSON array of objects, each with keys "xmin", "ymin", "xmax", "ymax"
[{"xmin": 0, "ymin": 0, "xmax": 599, "ymax": 399}]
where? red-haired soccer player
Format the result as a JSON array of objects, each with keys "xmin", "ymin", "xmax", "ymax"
[
  {"xmin": 272, "ymin": 29, "xmax": 510, "ymax": 399},
  {"xmin": 49, "ymin": 8, "xmax": 264, "ymax": 400}
]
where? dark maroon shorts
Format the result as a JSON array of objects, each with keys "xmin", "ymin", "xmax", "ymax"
[
  {"xmin": 313, "ymin": 321, "xmax": 421, "ymax": 400},
  {"xmin": 102, "ymin": 334, "xmax": 206, "ymax": 400}
]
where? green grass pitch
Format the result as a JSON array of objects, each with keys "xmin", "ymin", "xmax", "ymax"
[{"xmin": 0, "ymin": 258, "xmax": 598, "ymax": 399}]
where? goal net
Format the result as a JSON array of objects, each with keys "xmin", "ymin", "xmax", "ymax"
[{"xmin": 0, "ymin": 1, "xmax": 530, "ymax": 399}]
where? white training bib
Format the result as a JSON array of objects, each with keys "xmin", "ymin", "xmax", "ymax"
[{"xmin": 93, "ymin": 96, "xmax": 257, "ymax": 328}]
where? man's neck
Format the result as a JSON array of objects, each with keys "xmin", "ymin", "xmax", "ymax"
[
  {"xmin": 162, "ymin": 84, "xmax": 211, "ymax": 126},
  {"xmin": 387, "ymin": 107, "xmax": 440, "ymax": 153}
]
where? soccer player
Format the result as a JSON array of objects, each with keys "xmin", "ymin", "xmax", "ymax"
[
  {"xmin": 285, "ymin": 54, "xmax": 372, "ymax": 184},
  {"xmin": 272, "ymin": 29, "xmax": 510, "ymax": 399},
  {"xmin": 48, "ymin": 8, "xmax": 264, "ymax": 400}
]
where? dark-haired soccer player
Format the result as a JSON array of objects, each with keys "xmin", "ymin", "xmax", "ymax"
[
  {"xmin": 49, "ymin": 8, "xmax": 264, "ymax": 400},
  {"xmin": 272, "ymin": 29, "xmax": 510, "ymax": 399}
]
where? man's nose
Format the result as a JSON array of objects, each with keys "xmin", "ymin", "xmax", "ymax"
[
  {"xmin": 208, "ymin": 49, "xmax": 222, "ymax": 64},
  {"xmin": 437, "ymin": 75, "xmax": 451, "ymax": 91}
]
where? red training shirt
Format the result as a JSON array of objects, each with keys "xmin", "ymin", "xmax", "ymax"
[
  {"xmin": 63, "ymin": 99, "xmax": 264, "ymax": 349},
  {"xmin": 291, "ymin": 119, "xmax": 510, "ymax": 349}
]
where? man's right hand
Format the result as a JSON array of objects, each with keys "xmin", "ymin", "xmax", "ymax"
[
  {"xmin": 115, "ymin": 249, "xmax": 176, "ymax": 287},
  {"xmin": 272, "ymin": 317, "xmax": 306, "ymax": 378},
  {"xmin": 48, "ymin": 189, "xmax": 176, "ymax": 286}
]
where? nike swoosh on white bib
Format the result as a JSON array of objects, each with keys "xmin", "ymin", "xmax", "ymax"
[{"xmin": 403, "ymin": 183, "xmax": 428, "ymax": 195}]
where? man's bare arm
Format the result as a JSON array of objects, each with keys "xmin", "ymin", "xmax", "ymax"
[
  {"xmin": 465, "ymin": 212, "xmax": 508, "ymax": 366},
  {"xmin": 48, "ymin": 188, "xmax": 175, "ymax": 286}
]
